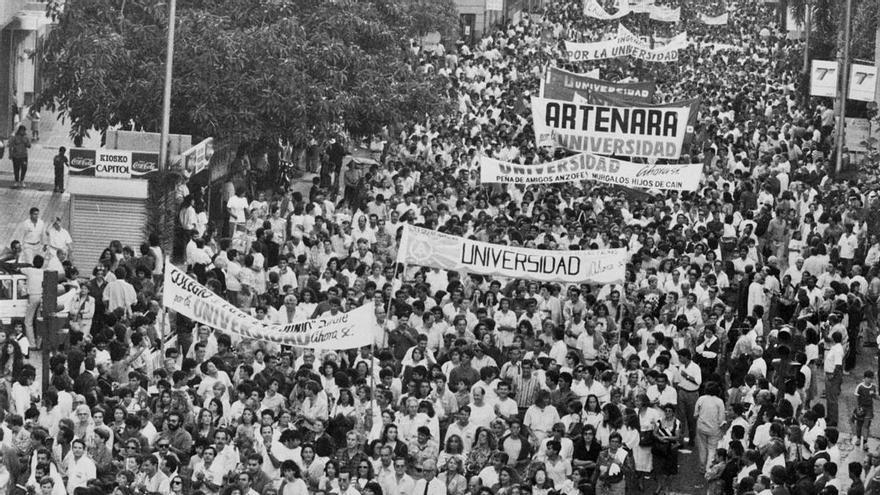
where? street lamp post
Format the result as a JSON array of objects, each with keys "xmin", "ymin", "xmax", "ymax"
[
  {"xmin": 835, "ymin": 0, "xmax": 852, "ymax": 174},
  {"xmin": 159, "ymin": 0, "xmax": 177, "ymax": 172}
]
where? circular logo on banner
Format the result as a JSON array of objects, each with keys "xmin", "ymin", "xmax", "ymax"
[{"xmin": 407, "ymin": 237, "xmax": 435, "ymax": 264}]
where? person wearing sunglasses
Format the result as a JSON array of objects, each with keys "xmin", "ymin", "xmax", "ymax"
[{"xmin": 169, "ymin": 475, "xmax": 185, "ymax": 495}]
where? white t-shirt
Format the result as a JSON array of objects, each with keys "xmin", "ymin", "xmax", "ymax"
[{"xmin": 227, "ymin": 195, "xmax": 249, "ymax": 223}]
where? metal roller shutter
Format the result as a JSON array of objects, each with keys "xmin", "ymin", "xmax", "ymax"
[{"xmin": 71, "ymin": 196, "xmax": 148, "ymax": 269}]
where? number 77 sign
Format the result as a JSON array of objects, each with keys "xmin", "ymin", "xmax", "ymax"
[
  {"xmin": 849, "ymin": 64, "xmax": 878, "ymax": 103},
  {"xmin": 810, "ymin": 60, "xmax": 838, "ymax": 97}
]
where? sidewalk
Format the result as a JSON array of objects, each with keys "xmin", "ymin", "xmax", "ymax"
[{"xmin": 0, "ymin": 110, "xmax": 99, "ymax": 249}]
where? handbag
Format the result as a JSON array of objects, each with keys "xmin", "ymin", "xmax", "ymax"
[{"xmin": 639, "ymin": 430, "xmax": 655, "ymax": 447}]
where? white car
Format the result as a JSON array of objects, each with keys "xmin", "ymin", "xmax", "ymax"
[{"xmin": 0, "ymin": 273, "xmax": 27, "ymax": 324}]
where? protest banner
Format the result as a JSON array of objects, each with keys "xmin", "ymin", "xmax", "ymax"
[
  {"xmin": 397, "ymin": 225, "xmax": 627, "ymax": 284},
  {"xmin": 810, "ymin": 60, "xmax": 838, "ymax": 97},
  {"xmin": 849, "ymin": 64, "xmax": 878, "ymax": 103},
  {"xmin": 699, "ymin": 12, "xmax": 729, "ymax": 25},
  {"xmin": 541, "ymin": 66, "xmax": 654, "ymax": 102},
  {"xmin": 584, "ymin": 0, "xmax": 631, "ymax": 19},
  {"xmin": 585, "ymin": 92, "xmax": 700, "ymax": 148},
  {"xmin": 566, "ymin": 25, "xmax": 686, "ymax": 62},
  {"xmin": 649, "ymin": 6, "xmax": 680, "ymax": 22},
  {"xmin": 163, "ymin": 263, "xmax": 373, "ymax": 349},
  {"xmin": 531, "ymin": 96, "xmax": 690, "ymax": 159},
  {"xmin": 479, "ymin": 153, "xmax": 703, "ymax": 191}
]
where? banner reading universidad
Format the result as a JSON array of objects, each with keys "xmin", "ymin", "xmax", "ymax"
[
  {"xmin": 565, "ymin": 25, "xmax": 686, "ymax": 62},
  {"xmin": 531, "ymin": 96, "xmax": 690, "ymax": 159},
  {"xmin": 397, "ymin": 224, "xmax": 627, "ymax": 284},
  {"xmin": 479, "ymin": 153, "xmax": 703, "ymax": 191},
  {"xmin": 541, "ymin": 66, "xmax": 654, "ymax": 102},
  {"xmin": 163, "ymin": 263, "xmax": 372, "ymax": 349}
]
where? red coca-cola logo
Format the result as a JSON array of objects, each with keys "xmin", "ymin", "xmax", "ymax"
[{"xmin": 70, "ymin": 156, "xmax": 95, "ymax": 170}]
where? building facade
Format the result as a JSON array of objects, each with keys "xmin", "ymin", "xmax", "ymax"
[{"xmin": 0, "ymin": 1, "xmax": 54, "ymax": 138}]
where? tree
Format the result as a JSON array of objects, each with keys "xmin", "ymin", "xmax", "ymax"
[{"xmin": 37, "ymin": 0, "xmax": 459, "ymax": 145}]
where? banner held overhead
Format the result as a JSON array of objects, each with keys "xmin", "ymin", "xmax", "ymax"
[
  {"xmin": 531, "ymin": 96, "xmax": 691, "ymax": 159},
  {"xmin": 163, "ymin": 263, "xmax": 373, "ymax": 349},
  {"xmin": 479, "ymin": 153, "xmax": 703, "ymax": 191},
  {"xmin": 397, "ymin": 225, "xmax": 627, "ymax": 284}
]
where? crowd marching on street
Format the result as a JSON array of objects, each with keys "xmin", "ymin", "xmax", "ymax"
[{"xmin": 2, "ymin": 1, "xmax": 880, "ymax": 495}]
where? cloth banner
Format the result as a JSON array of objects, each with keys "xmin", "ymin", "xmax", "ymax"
[
  {"xmin": 566, "ymin": 24, "xmax": 686, "ymax": 62},
  {"xmin": 810, "ymin": 60, "xmax": 838, "ymax": 97},
  {"xmin": 163, "ymin": 263, "xmax": 373, "ymax": 349},
  {"xmin": 584, "ymin": 0, "xmax": 631, "ymax": 19},
  {"xmin": 479, "ymin": 153, "xmax": 702, "ymax": 191},
  {"xmin": 397, "ymin": 224, "xmax": 627, "ymax": 284},
  {"xmin": 541, "ymin": 66, "xmax": 654, "ymax": 102},
  {"xmin": 849, "ymin": 64, "xmax": 878, "ymax": 103},
  {"xmin": 649, "ymin": 6, "xmax": 680, "ymax": 22},
  {"xmin": 699, "ymin": 12, "xmax": 729, "ymax": 25},
  {"xmin": 530, "ymin": 96, "xmax": 691, "ymax": 159},
  {"xmin": 585, "ymin": 92, "xmax": 700, "ymax": 148}
]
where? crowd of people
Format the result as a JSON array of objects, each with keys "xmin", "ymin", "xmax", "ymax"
[{"xmin": 2, "ymin": 0, "xmax": 880, "ymax": 495}]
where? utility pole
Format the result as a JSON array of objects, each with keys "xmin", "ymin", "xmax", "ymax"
[
  {"xmin": 834, "ymin": 0, "xmax": 853, "ymax": 174},
  {"xmin": 158, "ymin": 0, "xmax": 177, "ymax": 172},
  {"xmin": 801, "ymin": 0, "xmax": 811, "ymax": 74}
]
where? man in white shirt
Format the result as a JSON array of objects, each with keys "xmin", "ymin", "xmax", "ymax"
[
  {"xmin": 824, "ymin": 331, "xmax": 845, "ymax": 427},
  {"xmin": 383, "ymin": 456, "xmax": 416, "ymax": 495},
  {"xmin": 65, "ymin": 439, "xmax": 96, "ymax": 493},
  {"xmin": 103, "ymin": 267, "xmax": 137, "ymax": 317},
  {"xmin": 17, "ymin": 207, "xmax": 45, "ymax": 264},
  {"xmin": 20, "ymin": 255, "xmax": 44, "ymax": 349},
  {"xmin": 412, "ymin": 459, "xmax": 446, "ymax": 495},
  {"xmin": 675, "ymin": 349, "xmax": 702, "ymax": 443},
  {"xmin": 445, "ymin": 407, "xmax": 478, "ymax": 454},
  {"xmin": 45, "ymin": 217, "xmax": 72, "ymax": 259},
  {"xmin": 226, "ymin": 188, "xmax": 248, "ymax": 228},
  {"xmin": 646, "ymin": 372, "xmax": 677, "ymax": 408}
]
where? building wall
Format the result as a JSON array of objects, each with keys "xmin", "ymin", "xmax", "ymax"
[{"xmin": 0, "ymin": 1, "xmax": 49, "ymax": 137}]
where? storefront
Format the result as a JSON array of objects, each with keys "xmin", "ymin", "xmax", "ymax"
[{"xmin": 67, "ymin": 148, "xmax": 160, "ymax": 264}]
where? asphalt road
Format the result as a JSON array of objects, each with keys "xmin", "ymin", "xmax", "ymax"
[{"xmin": 661, "ymin": 342, "xmax": 878, "ymax": 494}]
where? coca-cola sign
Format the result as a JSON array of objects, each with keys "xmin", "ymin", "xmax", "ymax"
[
  {"xmin": 69, "ymin": 149, "xmax": 96, "ymax": 173},
  {"xmin": 68, "ymin": 148, "xmax": 159, "ymax": 179}
]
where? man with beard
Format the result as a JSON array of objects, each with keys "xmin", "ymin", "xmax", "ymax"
[{"xmin": 155, "ymin": 412, "xmax": 193, "ymax": 464}]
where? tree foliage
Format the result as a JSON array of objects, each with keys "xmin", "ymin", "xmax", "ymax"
[{"xmin": 37, "ymin": 0, "xmax": 458, "ymax": 145}]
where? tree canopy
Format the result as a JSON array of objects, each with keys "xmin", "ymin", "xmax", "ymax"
[{"xmin": 37, "ymin": 0, "xmax": 459, "ymax": 145}]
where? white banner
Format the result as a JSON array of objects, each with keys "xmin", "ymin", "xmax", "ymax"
[
  {"xmin": 567, "ymin": 25, "xmax": 685, "ymax": 62},
  {"xmin": 810, "ymin": 60, "xmax": 838, "ymax": 97},
  {"xmin": 531, "ymin": 96, "xmax": 690, "ymax": 159},
  {"xmin": 479, "ymin": 153, "xmax": 702, "ymax": 191},
  {"xmin": 699, "ymin": 12, "xmax": 728, "ymax": 25},
  {"xmin": 849, "ymin": 64, "xmax": 878, "ymax": 103},
  {"xmin": 397, "ymin": 225, "xmax": 627, "ymax": 284},
  {"xmin": 649, "ymin": 6, "xmax": 680, "ymax": 22},
  {"xmin": 163, "ymin": 263, "xmax": 373, "ymax": 349},
  {"xmin": 584, "ymin": 0, "xmax": 631, "ymax": 19},
  {"xmin": 486, "ymin": 0, "xmax": 503, "ymax": 11}
]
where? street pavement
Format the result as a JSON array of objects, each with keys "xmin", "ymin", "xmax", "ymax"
[
  {"xmin": 666, "ymin": 344, "xmax": 878, "ymax": 494},
  {"xmin": 0, "ymin": 110, "xmax": 99, "ymax": 249}
]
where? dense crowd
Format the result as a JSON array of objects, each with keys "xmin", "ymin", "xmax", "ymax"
[{"xmin": 2, "ymin": 0, "xmax": 880, "ymax": 495}]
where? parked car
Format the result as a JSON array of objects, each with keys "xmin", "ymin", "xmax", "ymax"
[{"xmin": 0, "ymin": 271, "xmax": 27, "ymax": 325}]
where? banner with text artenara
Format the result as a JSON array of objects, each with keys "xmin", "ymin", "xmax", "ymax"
[
  {"xmin": 396, "ymin": 224, "xmax": 627, "ymax": 285},
  {"xmin": 531, "ymin": 96, "xmax": 691, "ymax": 159},
  {"xmin": 479, "ymin": 153, "xmax": 703, "ymax": 191},
  {"xmin": 541, "ymin": 66, "xmax": 654, "ymax": 103},
  {"xmin": 163, "ymin": 263, "xmax": 373, "ymax": 349}
]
